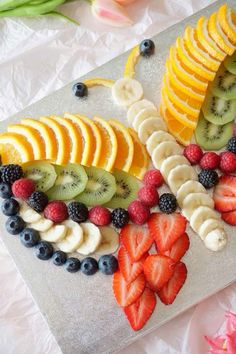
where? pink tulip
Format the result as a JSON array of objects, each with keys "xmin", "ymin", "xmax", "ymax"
[
  {"xmin": 115, "ymin": 0, "xmax": 137, "ymax": 5},
  {"xmin": 91, "ymin": 0, "xmax": 133, "ymax": 27}
]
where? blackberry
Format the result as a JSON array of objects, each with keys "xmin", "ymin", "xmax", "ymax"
[
  {"xmin": 68, "ymin": 202, "xmax": 88, "ymax": 223},
  {"xmin": 111, "ymin": 208, "xmax": 129, "ymax": 228},
  {"xmin": 159, "ymin": 193, "xmax": 177, "ymax": 214},
  {"xmin": 227, "ymin": 136, "xmax": 236, "ymax": 154},
  {"xmin": 28, "ymin": 191, "xmax": 48, "ymax": 213},
  {"xmin": 1, "ymin": 164, "xmax": 23, "ymax": 184},
  {"xmin": 198, "ymin": 169, "xmax": 219, "ymax": 189}
]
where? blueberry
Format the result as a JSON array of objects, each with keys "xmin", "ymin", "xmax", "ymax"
[
  {"xmin": 20, "ymin": 228, "xmax": 40, "ymax": 248},
  {"xmin": 35, "ymin": 241, "xmax": 53, "ymax": 260},
  {"xmin": 72, "ymin": 82, "xmax": 88, "ymax": 98},
  {"xmin": 98, "ymin": 255, "xmax": 118, "ymax": 275},
  {"xmin": 81, "ymin": 257, "xmax": 98, "ymax": 276},
  {"xmin": 1, "ymin": 198, "xmax": 19, "ymax": 216},
  {"xmin": 5, "ymin": 215, "xmax": 25, "ymax": 235},
  {"xmin": 65, "ymin": 257, "xmax": 81, "ymax": 273},
  {"xmin": 140, "ymin": 39, "xmax": 155, "ymax": 57},
  {"xmin": 53, "ymin": 251, "xmax": 67, "ymax": 266},
  {"xmin": 0, "ymin": 183, "xmax": 12, "ymax": 199}
]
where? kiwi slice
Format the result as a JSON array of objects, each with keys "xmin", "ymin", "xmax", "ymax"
[
  {"xmin": 195, "ymin": 115, "xmax": 233, "ymax": 151},
  {"xmin": 202, "ymin": 94, "xmax": 236, "ymax": 125},
  {"xmin": 47, "ymin": 164, "xmax": 88, "ymax": 200},
  {"xmin": 105, "ymin": 169, "xmax": 140, "ymax": 209},
  {"xmin": 23, "ymin": 161, "xmax": 57, "ymax": 192},
  {"xmin": 76, "ymin": 166, "xmax": 116, "ymax": 206},
  {"xmin": 224, "ymin": 52, "xmax": 236, "ymax": 75},
  {"xmin": 211, "ymin": 66, "xmax": 236, "ymax": 100}
]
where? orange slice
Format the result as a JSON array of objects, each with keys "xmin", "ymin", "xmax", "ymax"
[
  {"xmin": 83, "ymin": 78, "xmax": 114, "ymax": 88},
  {"xmin": 184, "ymin": 26, "xmax": 220, "ymax": 71},
  {"xmin": 0, "ymin": 132, "xmax": 34, "ymax": 164},
  {"xmin": 40, "ymin": 116, "xmax": 70, "ymax": 165},
  {"xmin": 169, "ymin": 46, "xmax": 208, "ymax": 92},
  {"xmin": 208, "ymin": 12, "xmax": 235, "ymax": 55},
  {"xmin": 108, "ymin": 119, "xmax": 134, "ymax": 172},
  {"xmin": 50, "ymin": 116, "xmax": 82, "ymax": 164},
  {"xmin": 176, "ymin": 37, "xmax": 216, "ymax": 81},
  {"xmin": 21, "ymin": 118, "xmax": 57, "ymax": 161},
  {"xmin": 64, "ymin": 113, "xmax": 92, "ymax": 166},
  {"xmin": 128, "ymin": 128, "xmax": 149, "ymax": 180},
  {"xmin": 124, "ymin": 45, "xmax": 140, "ymax": 78},
  {"xmin": 166, "ymin": 59, "xmax": 205, "ymax": 102},
  {"xmin": 7, "ymin": 124, "xmax": 45, "ymax": 161},
  {"xmin": 218, "ymin": 4, "xmax": 236, "ymax": 45},
  {"xmin": 196, "ymin": 17, "xmax": 226, "ymax": 61},
  {"xmin": 93, "ymin": 116, "xmax": 117, "ymax": 172}
]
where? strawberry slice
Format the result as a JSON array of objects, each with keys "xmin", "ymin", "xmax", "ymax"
[
  {"xmin": 120, "ymin": 224, "xmax": 153, "ymax": 262},
  {"xmin": 124, "ymin": 287, "xmax": 156, "ymax": 331},
  {"xmin": 163, "ymin": 233, "xmax": 190, "ymax": 263},
  {"xmin": 214, "ymin": 175, "xmax": 236, "ymax": 212},
  {"xmin": 143, "ymin": 255, "xmax": 175, "ymax": 291},
  {"xmin": 112, "ymin": 271, "xmax": 146, "ymax": 307},
  {"xmin": 148, "ymin": 213, "xmax": 187, "ymax": 252},
  {"xmin": 158, "ymin": 262, "xmax": 187, "ymax": 305},
  {"xmin": 118, "ymin": 246, "xmax": 148, "ymax": 284},
  {"xmin": 222, "ymin": 210, "xmax": 236, "ymax": 226}
]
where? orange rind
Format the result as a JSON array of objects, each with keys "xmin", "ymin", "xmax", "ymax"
[
  {"xmin": 217, "ymin": 4, "xmax": 236, "ymax": 45},
  {"xmin": 128, "ymin": 128, "xmax": 149, "ymax": 180},
  {"xmin": 0, "ymin": 132, "xmax": 34, "ymax": 164}
]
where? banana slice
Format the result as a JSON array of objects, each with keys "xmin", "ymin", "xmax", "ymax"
[
  {"xmin": 199, "ymin": 219, "xmax": 225, "ymax": 241},
  {"xmin": 138, "ymin": 117, "xmax": 167, "ymax": 144},
  {"xmin": 28, "ymin": 217, "xmax": 53, "ymax": 232},
  {"xmin": 161, "ymin": 155, "xmax": 190, "ymax": 182},
  {"xmin": 182, "ymin": 192, "xmax": 214, "ymax": 219},
  {"xmin": 167, "ymin": 166, "xmax": 198, "ymax": 195},
  {"xmin": 95, "ymin": 226, "xmax": 119, "ymax": 256},
  {"xmin": 57, "ymin": 220, "xmax": 83, "ymax": 253},
  {"xmin": 152, "ymin": 141, "xmax": 183, "ymax": 170},
  {"xmin": 40, "ymin": 224, "xmax": 67, "ymax": 243},
  {"xmin": 190, "ymin": 206, "xmax": 219, "ymax": 233},
  {"xmin": 146, "ymin": 131, "xmax": 175, "ymax": 155},
  {"xmin": 112, "ymin": 78, "xmax": 143, "ymax": 107},
  {"xmin": 77, "ymin": 223, "xmax": 101, "ymax": 256},
  {"xmin": 19, "ymin": 202, "xmax": 41, "ymax": 223},
  {"xmin": 204, "ymin": 229, "xmax": 227, "ymax": 252},
  {"xmin": 177, "ymin": 180, "xmax": 206, "ymax": 208},
  {"xmin": 132, "ymin": 108, "xmax": 159, "ymax": 131},
  {"xmin": 127, "ymin": 99, "xmax": 156, "ymax": 125}
]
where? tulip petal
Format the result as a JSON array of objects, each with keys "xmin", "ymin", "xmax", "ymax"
[
  {"xmin": 226, "ymin": 333, "xmax": 236, "ymax": 354},
  {"xmin": 226, "ymin": 311, "xmax": 236, "ymax": 334},
  {"xmin": 92, "ymin": 0, "xmax": 133, "ymax": 27},
  {"xmin": 205, "ymin": 335, "xmax": 226, "ymax": 350}
]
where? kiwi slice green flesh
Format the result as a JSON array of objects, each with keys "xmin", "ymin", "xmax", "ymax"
[
  {"xmin": 224, "ymin": 52, "xmax": 236, "ymax": 75},
  {"xmin": 202, "ymin": 94, "xmax": 236, "ymax": 125},
  {"xmin": 211, "ymin": 66, "xmax": 236, "ymax": 100},
  {"xmin": 76, "ymin": 166, "xmax": 116, "ymax": 206},
  {"xmin": 47, "ymin": 164, "xmax": 88, "ymax": 200},
  {"xmin": 195, "ymin": 115, "xmax": 233, "ymax": 151},
  {"xmin": 105, "ymin": 169, "xmax": 140, "ymax": 209},
  {"xmin": 23, "ymin": 161, "xmax": 57, "ymax": 192}
]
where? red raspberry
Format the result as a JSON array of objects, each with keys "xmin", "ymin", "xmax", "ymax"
[
  {"xmin": 200, "ymin": 152, "xmax": 220, "ymax": 170},
  {"xmin": 138, "ymin": 185, "xmax": 159, "ymax": 207},
  {"xmin": 44, "ymin": 201, "xmax": 68, "ymax": 223},
  {"xmin": 220, "ymin": 152, "xmax": 236, "ymax": 173},
  {"xmin": 128, "ymin": 200, "xmax": 150, "ymax": 225},
  {"xmin": 89, "ymin": 206, "xmax": 111, "ymax": 226},
  {"xmin": 12, "ymin": 178, "xmax": 35, "ymax": 199},
  {"xmin": 183, "ymin": 144, "xmax": 203, "ymax": 165},
  {"xmin": 143, "ymin": 169, "xmax": 163, "ymax": 188}
]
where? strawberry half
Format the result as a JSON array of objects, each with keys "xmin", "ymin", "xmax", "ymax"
[
  {"xmin": 112, "ymin": 271, "xmax": 146, "ymax": 307},
  {"xmin": 148, "ymin": 213, "xmax": 187, "ymax": 252},
  {"xmin": 163, "ymin": 233, "xmax": 190, "ymax": 263},
  {"xmin": 222, "ymin": 210, "xmax": 236, "ymax": 226},
  {"xmin": 213, "ymin": 175, "xmax": 236, "ymax": 212},
  {"xmin": 120, "ymin": 224, "xmax": 153, "ymax": 262},
  {"xmin": 118, "ymin": 246, "xmax": 148, "ymax": 284},
  {"xmin": 158, "ymin": 262, "xmax": 187, "ymax": 305},
  {"xmin": 124, "ymin": 287, "xmax": 156, "ymax": 331},
  {"xmin": 143, "ymin": 255, "xmax": 175, "ymax": 291}
]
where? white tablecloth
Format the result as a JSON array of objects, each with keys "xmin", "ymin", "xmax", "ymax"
[{"xmin": 1, "ymin": 1, "xmax": 236, "ymax": 353}]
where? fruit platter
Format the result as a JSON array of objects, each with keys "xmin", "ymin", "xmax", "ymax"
[{"xmin": 0, "ymin": 1, "xmax": 236, "ymax": 353}]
